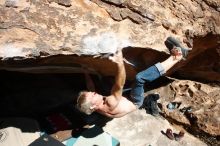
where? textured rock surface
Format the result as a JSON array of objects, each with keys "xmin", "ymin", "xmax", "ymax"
[
  {"xmin": 0, "ymin": 0, "xmax": 220, "ymax": 145},
  {"xmin": 148, "ymin": 79, "xmax": 220, "ymax": 145},
  {"xmin": 104, "ymin": 110, "xmax": 207, "ymax": 146},
  {"xmin": 0, "ymin": 0, "xmax": 219, "ymax": 81}
]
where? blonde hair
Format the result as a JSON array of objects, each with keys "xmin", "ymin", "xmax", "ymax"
[{"xmin": 76, "ymin": 91, "xmax": 94, "ymax": 115}]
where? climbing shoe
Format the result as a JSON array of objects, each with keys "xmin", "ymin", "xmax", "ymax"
[
  {"xmin": 174, "ymin": 130, "xmax": 185, "ymax": 141},
  {"xmin": 150, "ymin": 99, "xmax": 159, "ymax": 116},
  {"xmin": 165, "ymin": 37, "xmax": 191, "ymax": 60},
  {"xmin": 143, "ymin": 94, "xmax": 160, "ymax": 116},
  {"xmin": 167, "ymin": 102, "xmax": 181, "ymax": 110},
  {"xmin": 166, "ymin": 129, "xmax": 175, "ymax": 140}
]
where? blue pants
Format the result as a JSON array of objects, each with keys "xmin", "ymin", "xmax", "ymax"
[{"xmin": 130, "ymin": 62, "xmax": 166, "ymax": 108}]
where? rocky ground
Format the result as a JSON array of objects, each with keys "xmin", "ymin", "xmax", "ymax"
[
  {"xmin": 145, "ymin": 77, "xmax": 220, "ymax": 145},
  {"xmin": 103, "ymin": 110, "xmax": 207, "ymax": 146}
]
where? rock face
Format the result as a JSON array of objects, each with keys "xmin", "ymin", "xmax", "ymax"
[
  {"xmin": 0, "ymin": 0, "xmax": 219, "ymax": 145},
  {"xmin": 0, "ymin": 0, "xmax": 219, "ymax": 81},
  {"xmin": 149, "ymin": 79, "xmax": 220, "ymax": 145}
]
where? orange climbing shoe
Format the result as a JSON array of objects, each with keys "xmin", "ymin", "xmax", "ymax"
[
  {"xmin": 174, "ymin": 130, "xmax": 185, "ymax": 141},
  {"xmin": 166, "ymin": 128, "xmax": 175, "ymax": 140}
]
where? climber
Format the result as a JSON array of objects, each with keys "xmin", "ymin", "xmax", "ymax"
[{"xmin": 76, "ymin": 37, "xmax": 190, "ymax": 118}]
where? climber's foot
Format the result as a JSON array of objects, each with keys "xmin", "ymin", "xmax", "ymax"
[{"xmin": 165, "ymin": 37, "xmax": 191, "ymax": 60}]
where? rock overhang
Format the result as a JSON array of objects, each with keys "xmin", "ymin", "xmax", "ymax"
[{"xmin": 0, "ymin": 0, "xmax": 219, "ymax": 81}]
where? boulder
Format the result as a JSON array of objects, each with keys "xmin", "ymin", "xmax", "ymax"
[{"xmin": 0, "ymin": 0, "xmax": 219, "ymax": 81}]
